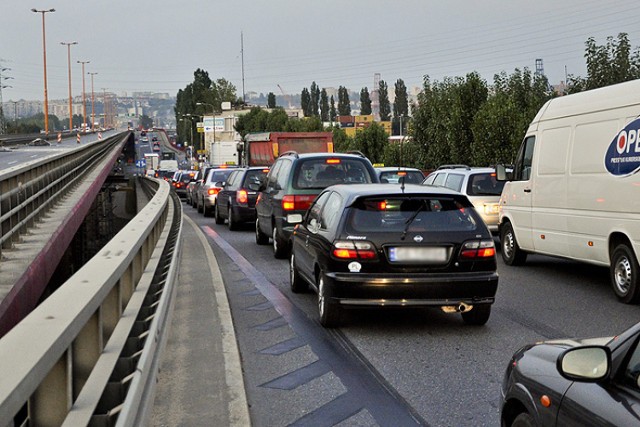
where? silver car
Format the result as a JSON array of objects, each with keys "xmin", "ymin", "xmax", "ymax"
[
  {"xmin": 422, "ymin": 165, "xmax": 505, "ymax": 234},
  {"xmin": 195, "ymin": 168, "xmax": 235, "ymax": 216}
]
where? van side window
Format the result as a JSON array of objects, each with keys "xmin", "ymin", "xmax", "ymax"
[
  {"xmin": 514, "ymin": 136, "xmax": 536, "ymax": 181},
  {"xmin": 432, "ymin": 173, "xmax": 446, "ymax": 186},
  {"xmin": 444, "ymin": 173, "xmax": 464, "ymax": 192}
]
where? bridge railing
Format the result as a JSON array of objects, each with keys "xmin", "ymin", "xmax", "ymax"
[{"xmin": 0, "ymin": 176, "xmax": 182, "ymax": 427}]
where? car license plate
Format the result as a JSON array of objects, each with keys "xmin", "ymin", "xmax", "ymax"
[{"xmin": 388, "ymin": 247, "xmax": 449, "ymax": 263}]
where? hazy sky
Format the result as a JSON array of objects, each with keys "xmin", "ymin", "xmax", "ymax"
[{"xmin": 2, "ymin": 0, "xmax": 640, "ymax": 102}]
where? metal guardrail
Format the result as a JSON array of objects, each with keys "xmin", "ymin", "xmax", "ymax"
[
  {"xmin": 0, "ymin": 176, "xmax": 182, "ymax": 426},
  {"xmin": 0, "ymin": 133, "xmax": 125, "ymax": 255}
]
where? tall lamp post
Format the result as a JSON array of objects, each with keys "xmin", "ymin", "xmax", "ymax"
[
  {"xmin": 31, "ymin": 8, "xmax": 55, "ymax": 134},
  {"xmin": 61, "ymin": 41, "xmax": 77, "ymax": 131},
  {"xmin": 88, "ymin": 71, "xmax": 98, "ymax": 131},
  {"xmin": 77, "ymin": 60, "xmax": 89, "ymax": 131}
]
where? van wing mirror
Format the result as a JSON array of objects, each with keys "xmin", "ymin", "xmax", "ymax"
[{"xmin": 495, "ymin": 164, "xmax": 510, "ymax": 181}]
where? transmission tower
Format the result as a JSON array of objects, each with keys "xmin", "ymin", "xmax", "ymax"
[
  {"xmin": 0, "ymin": 65, "xmax": 14, "ymax": 134},
  {"xmin": 371, "ymin": 73, "xmax": 381, "ymax": 121}
]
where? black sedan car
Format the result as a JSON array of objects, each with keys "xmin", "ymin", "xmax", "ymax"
[
  {"xmin": 501, "ymin": 321, "xmax": 640, "ymax": 427},
  {"xmin": 289, "ymin": 184, "xmax": 499, "ymax": 327},
  {"xmin": 214, "ymin": 167, "xmax": 270, "ymax": 230}
]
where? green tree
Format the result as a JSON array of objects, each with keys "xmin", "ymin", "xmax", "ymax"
[
  {"xmin": 320, "ymin": 89, "xmax": 329, "ymax": 121},
  {"xmin": 360, "ymin": 87, "xmax": 372, "ymax": 115},
  {"xmin": 331, "ymin": 126, "xmax": 355, "ymax": 152},
  {"xmin": 267, "ymin": 92, "xmax": 276, "ymax": 108},
  {"xmin": 568, "ymin": 33, "xmax": 640, "ymax": 93},
  {"xmin": 234, "ymin": 106, "xmax": 323, "ymax": 138},
  {"xmin": 378, "ymin": 80, "xmax": 391, "ymax": 121},
  {"xmin": 411, "ymin": 72, "xmax": 488, "ymax": 168},
  {"xmin": 353, "ymin": 122, "xmax": 388, "ymax": 163},
  {"xmin": 383, "ymin": 139, "xmax": 426, "ymax": 169},
  {"xmin": 310, "ymin": 82, "xmax": 320, "ymax": 117},
  {"xmin": 140, "ymin": 114, "xmax": 154, "ymax": 129},
  {"xmin": 301, "ymin": 88, "xmax": 311, "ymax": 117},
  {"xmin": 471, "ymin": 68, "xmax": 552, "ymax": 165},
  {"xmin": 337, "ymin": 86, "xmax": 351, "ymax": 116},
  {"xmin": 393, "ymin": 79, "xmax": 409, "ymax": 135},
  {"xmin": 329, "ymin": 95, "xmax": 337, "ymax": 121}
]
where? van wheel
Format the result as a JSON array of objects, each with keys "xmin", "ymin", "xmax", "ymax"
[
  {"xmin": 290, "ymin": 253, "xmax": 307, "ymax": 293},
  {"xmin": 461, "ymin": 304, "xmax": 491, "ymax": 326},
  {"xmin": 255, "ymin": 219, "xmax": 269, "ymax": 245},
  {"xmin": 501, "ymin": 222, "xmax": 527, "ymax": 266},
  {"xmin": 273, "ymin": 226, "xmax": 288, "ymax": 259},
  {"xmin": 611, "ymin": 244, "xmax": 640, "ymax": 304},
  {"xmin": 317, "ymin": 273, "xmax": 341, "ymax": 328},
  {"xmin": 214, "ymin": 203, "xmax": 224, "ymax": 224}
]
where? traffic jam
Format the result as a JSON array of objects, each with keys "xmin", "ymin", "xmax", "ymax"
[{"xmin": 152, "ymin": 81, "xmax": 640, "ymax": 426}]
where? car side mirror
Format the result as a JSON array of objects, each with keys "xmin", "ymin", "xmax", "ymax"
[{"xmin": 557, "ymin": 346, "xmax": 610, "ymax": 381}]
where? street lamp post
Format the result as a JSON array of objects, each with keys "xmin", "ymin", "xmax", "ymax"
[
  {"xmin": 77, "ymin": 60, "xmax": 89, "ymax": 131},
  {"xmin": 196, "ymin": 101, "xmax": 216, "ymax": 156},
  {"xmin": 88, "ymin": 72, "xmax": 98, "ymax": 131},
  {"xmin": 61, "ymin": 41, "xmax": 78, "ymax": 131},
  {"xmin": 31, "ymin": 8, "xmax": 55, "ymax": 134}
]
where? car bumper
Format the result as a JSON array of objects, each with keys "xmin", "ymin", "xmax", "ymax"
[
  {"xmin": 324, "ymin": 271, "xmax": 498, "ymax": 306},
  {"xmin": 231, "ymin": 205, "xmax": 257, "ymax": 223},
  {"xmin": 204, "ymin": 195, "xmax": 218, "ymax": 207}
]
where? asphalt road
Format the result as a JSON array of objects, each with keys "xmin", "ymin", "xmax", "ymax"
[{"xmin": 184, "ymin": 202, "xmax": 638, "ymax": 427}]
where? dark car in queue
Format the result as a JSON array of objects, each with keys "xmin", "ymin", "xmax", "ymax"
[
  {"xmin": 174, "ymin": 170, "xmax": 197, "ymax": 199},
  {"xmin": 501, "ymin": 321, "xmax": 640, "ymax": 427},
  {"xmin": 214, "ymin": 167, "xmax": 270, "ymax": 230},
  {"xmin": 185, "ymin": 170, "xmax": 201, "ymax": 206},
  {"xmin": 289, "ymin": 183, "xmax": 498, "ymax": 327},
  {"xmin": 255, "ymin": 151, "xmax": 378, "ymax": 259}
]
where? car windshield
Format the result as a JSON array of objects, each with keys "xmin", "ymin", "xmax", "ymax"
[
  {"xmin": 467, "ymin": 173, "xmax": 505, "ymax": 196},
  {"xmin": 294, "ymin": 159, "xmax": 373, "ymax": 189},
  {"xmin": 379, "ymin": 170, "xmax": 424, "ymax": 184},
  {"xmin": 346, "ymin": 196, "xmax": 479, "ymax": 233}
]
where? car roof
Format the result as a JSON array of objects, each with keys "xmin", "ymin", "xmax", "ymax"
[
  {"xmin": 279, "ymin": 152, "xmax": 371, "ymax": 161},
  {"xmin": 325, "ymin": 183, "xmax": 469, "ymax": 204},
  {"xmin": 431, "ymin": 166, "xmax": 496, "ymax": 174}
]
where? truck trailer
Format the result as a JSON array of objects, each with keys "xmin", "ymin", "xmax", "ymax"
[{"xmin": 243, "ymin": 132, "xmax": 334, "ymax": 166}]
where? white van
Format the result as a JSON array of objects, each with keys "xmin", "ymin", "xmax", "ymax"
[{"xmin": 497, "ymin": 79, "xmax": 640, "ymax": 303}]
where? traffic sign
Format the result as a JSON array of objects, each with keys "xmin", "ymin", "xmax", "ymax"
[{"xmin": 136, "ymin": 159, "xmax": 146, "ymax": 168}]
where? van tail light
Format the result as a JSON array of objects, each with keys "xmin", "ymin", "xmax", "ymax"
[
  {"xmin": 460, "ymin": 240, "xmax": 496, "ymax": 259},
  {"xmin": 237, "ymin": 189, "xmax": 248, "ymax": 204},
  {"xmin": 282, "ymin": 194, "xmax": 316, "ymax": 211},
  {"xmin": 208, "ymin": 188, "xmax": 221, "ymax": 196},
  {"xmin": 332, "ymin": 240, "xmax": 377, "ymax": 260}
]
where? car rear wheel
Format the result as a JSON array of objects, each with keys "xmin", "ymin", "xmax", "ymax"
[
  {"xmin": 461, "ymin": 304, "xmax": 491, "ymax": 326},
  {"xmin": 511, "ymin": 412, "xmax": 535, "ymax": 427},
  {"xmin": 197, "ymin": 197, "xmax": 203, "ymax": 213},
  {"xmin": 214, "ymin": 203, "xmax": 224, "ymax": 225},
  {"xmin": 611, "ymin": 244, "xmax": 640, "ymax": 304},
  {"xmin": 255, "ymin": 218, "xmax": 269, "ymax": 245},
  {"xmin": 273, "ymin": 226, "xmax": 288, "ymax": 259},
  {"xmin": 501, "ymin": 222, "xmax": 527, "ymax": 266},
  {"xmin": 228, "ymin": 206, "xmax": 239, "ymax": 231},
  {"xmin": 317, "ymin": 273, "xmax": 340, "ymax": 328},
  {"xmin": 289, "ymin": 253, "xmax": 307, "ymax": 293}
]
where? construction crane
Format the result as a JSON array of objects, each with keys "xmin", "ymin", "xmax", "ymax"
[{"xmin": 277, "ymin": 84, "xmax": 292, "ymax": 109}]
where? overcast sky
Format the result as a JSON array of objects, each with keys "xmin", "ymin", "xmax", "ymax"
[{"xmin": 2, "ymin": 0, "xmax": 640, "ymax": 102}]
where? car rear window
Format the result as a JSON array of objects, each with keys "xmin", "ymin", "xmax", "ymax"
[
  {"xmin": 208, "ymin": 170, "xmax": 233, "ymax": 183},
  {"xmin": 346, "ymin": 196, "xmax": 479, "ymax": 233},
  {"xmin": 379, "ymin": 171, "xmax": 424, "ymax": 184},
  {"xmin": 466, "ymin": 173, "xmax": 505, "ymax": 196},
  {"xmin": 294, "ymin": 158, "xmax": 373, "ymax": 189},
  {"xmin": 243, "ymin": 169, "xmax": 269, "ymax": 187}
]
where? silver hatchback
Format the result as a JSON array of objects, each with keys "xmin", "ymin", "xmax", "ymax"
[{"xmin": 422, "ymin": 165, "xmax": 505, "ymax": 234}]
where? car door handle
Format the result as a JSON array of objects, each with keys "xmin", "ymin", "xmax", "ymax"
[
  {"xmin": 524, "ymin": 188, "xmax": 531, "ymax": 193},
  {"xmin": 305, "ymin": 236, "xmax": 310, "ymax": 246}
]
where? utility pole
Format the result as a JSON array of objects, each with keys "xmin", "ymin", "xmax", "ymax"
[
  {"xmin": 77, "ymin": 60, "xmax": 89, "ymax": 131},
  {"xmin": 31, "ymin": 8, "xmax": 55, "ymax": 134},
  {"xmin": 88, "ymin": 72, "xmax": 98, "ymax": 131},
  {"xmin": 241, "ymin": 31, "xmax": 246, "ymax": 105},
  {"xmin": 61, "ymin": 41, "xmax": 77, "ymax": 131},
  {"xmin": 0, "ymin": 66, "xmax": 13, "ymax": 134}
]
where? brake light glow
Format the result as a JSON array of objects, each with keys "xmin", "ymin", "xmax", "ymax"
[
  {"xmin": 397, "ymin": 171, "xmax": 407, "ymax": 177},
  {"xmin": 282, "ymin": 194, "xmax": 316, "ymax": 211},
  {"xmin": 460, "ymin": 240, "xmax": 496, "ymax": 259},
  {"xmin": 332, "ymin": 240, "xmax": 377, "ymax": 260},
  {"xmin": 326, "ymin": 159, "xmax": 341, "ymax": 164},
  {"xmin": 237, "ymin": 189, "xmax": 248, "ymax": 204},
  {"xmin": 208, "ymin": 188, "xmax": 220, "ymax": 196},
  {"xmin": 378, "ymin": 201, "xmax": 387, "ymax": 210}
]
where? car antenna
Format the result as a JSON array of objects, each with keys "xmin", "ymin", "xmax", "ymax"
[{"xmin": 400, "ymin": 175, "xmax": 406, "ymax": 193}]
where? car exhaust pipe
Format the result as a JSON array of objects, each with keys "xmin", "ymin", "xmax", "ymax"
[{"xmin": 441, "ymin": 302, "xmax": 473, "ymax": 314}]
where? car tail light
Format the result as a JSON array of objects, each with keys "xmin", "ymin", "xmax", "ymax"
[
  {"xmin": 332, "ymin": 240, "xmax": 377, "ymax": 260},
  {"xmin": 237, "ymin": 189, "xmax": 248, "ymax": 204},
  {"xmin": 282, "ymin": 195, "xmax": 316, "ymax": 211},
  {"xmin": 208, "ymin": 188, "xmax": 220, "ymax": 196},
  {"xmin": 175, "ymin": 182, "xmax": 182, "ymax": 189},
  {"xmin": 460, "ymin": 240, "xmax": 496, "ymax": 259}
]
